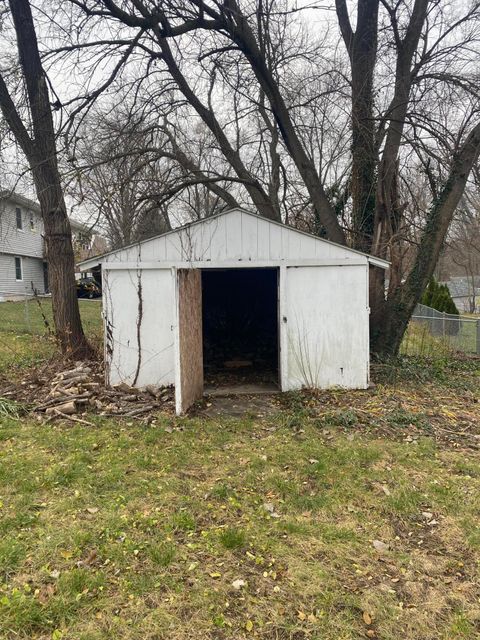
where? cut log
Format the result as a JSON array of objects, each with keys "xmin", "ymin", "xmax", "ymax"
[
  {"xmin": 45, "ymin": 400, "xmax": 77, "ymax": 415},
  {"xmin": 56, "ymin": 367, "xmax": 92, "ymax": 380},
  {"xmin": 53, "ymin": 410, "xmax": 95, "ymax": 427}
]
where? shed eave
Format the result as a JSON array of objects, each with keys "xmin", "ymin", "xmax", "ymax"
[
  {"xmin": 79, "ymin": 257, "xmax": 103, "ymax": 271},
  {"xmin": 367, "ymin": 256, "xmax": 390, "ymax": 269}
]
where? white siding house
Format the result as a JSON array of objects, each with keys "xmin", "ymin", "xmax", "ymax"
[
  {"xmin": 80, "ymin": 208, "xmax": 389, "ymax": 414},
  {"xmin": 0, "ymin": 191, "xmax": 47, "ymax": 298},
  {"xmin": 0, "ymin": 190, "xmax": 92, "ymax": 299}
]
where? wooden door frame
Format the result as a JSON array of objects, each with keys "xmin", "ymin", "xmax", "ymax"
[
  {"xmin": 279, "ymin": 265, "xmax": 288, "ymax": 391},
  {"xmin": 174, "ymin": 267, "xmax": 204, "ymax": 414}
]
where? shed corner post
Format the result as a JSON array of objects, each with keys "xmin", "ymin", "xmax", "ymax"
[
  {"xmin": 101, "ymin": 266, "xmax": 110, "ymax": 389},
  {"xmin": 279, "ymin": 265, "xmax": 289, "ymax": 392},
  {"xmin": 476, "ymin": 318, "xmax": 480, "ymax": 355},
  {"xmin": 172, "ymin": 267, "xmax": 182, "ymax": 415},
  {"xmin": 365, "ymin": 261, "xmax": 370, "ymax": 388}
]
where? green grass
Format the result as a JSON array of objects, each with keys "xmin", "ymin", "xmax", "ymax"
[
  {"xmin": 401, "ymin": 318, "xmax": 479, "ymax": 357},
  {"xmin": 0, "ymin": 304, "xmax": 479, "ymax": 638},
  {"xmin": 0, "ymin": 390, "xmax": 479, "ymax": 639},
  {"xmin": 0, "ymin": 298, "xmax": 102, "ymax": 335},
  {"xmin": 0, "ymin": 300, "xmax": 102, "ymax": 373}
]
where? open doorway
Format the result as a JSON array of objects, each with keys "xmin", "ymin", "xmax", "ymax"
[{"xmin": 202, "ymin": 268, "xmax": 279, "ymax": 393}]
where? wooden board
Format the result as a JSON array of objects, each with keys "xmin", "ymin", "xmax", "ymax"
[{"xmin": 175, "ymin": 269, "xmax": 203, "ymax": 414}]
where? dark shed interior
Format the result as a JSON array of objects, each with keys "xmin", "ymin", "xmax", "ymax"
[{"xmin": 201, "ymin": 268, "xmax": 279, "ymax": 388}]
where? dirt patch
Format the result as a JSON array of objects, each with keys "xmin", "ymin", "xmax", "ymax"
[{"xmin": 199, "ymin": 393, "xmax": 282, "ymax": 418}]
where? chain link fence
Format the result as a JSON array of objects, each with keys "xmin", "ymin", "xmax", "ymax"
[{"xmin": 401, "ymin": 303, "xmax": 480, "ymax": 357}]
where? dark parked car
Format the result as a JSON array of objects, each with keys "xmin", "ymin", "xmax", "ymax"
[{"xmin": 76, "ymin": 277, "xmax": 101, "ymax": 299}]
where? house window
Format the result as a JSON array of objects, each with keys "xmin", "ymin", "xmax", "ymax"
[
  {"xmin": 14, "ymin": 256, "xmax": 23, "ymax": 281},
  {"xmin": 16, "ymin": 207, "xmax": 23, "ymax": 230},
  {"xmin": 29, "ymin": 213, "xmax": 35, "ymax": 231}
]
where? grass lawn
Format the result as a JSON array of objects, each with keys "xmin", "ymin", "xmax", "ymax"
[
  {"xmin": 0, "ymin": 305, "xmax": 480, "ymax": 639},
  {"xmin": 0, "ymin": 300, "xmax": 102, "ymax": 371}
]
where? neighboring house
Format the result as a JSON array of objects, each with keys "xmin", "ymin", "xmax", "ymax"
[
  {"xmin": 444, "ymin": 276, "xmax": 480, "ymax": 313},
  {"xmin": 74, "ymin": 234, "xmax": 108, "ymax": 281},
  {"xmin": 80, "ymin": 207, "xmax": 389, "ymax": 415},
  {"xmin": 0, "ymin": 190, "xmax": 93, "ymax": 299}
]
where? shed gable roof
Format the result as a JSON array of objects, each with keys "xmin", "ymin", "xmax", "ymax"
[{"xmin": 79, "ymin": 207, "xmax": 389, "ymax": 269}]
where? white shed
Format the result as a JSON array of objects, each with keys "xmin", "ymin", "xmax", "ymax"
[{"xmin": 80, "ymin": 208, "xmax": 388, "ymax": 414}]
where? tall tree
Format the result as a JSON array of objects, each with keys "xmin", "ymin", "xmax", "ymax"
[
  {"xmin": 49, "ymin": 0, "xmax": 480, "ymax": 355},
  {"xmin": 0, "ymin": 0, "xmax": 91, "ymax": 356}
]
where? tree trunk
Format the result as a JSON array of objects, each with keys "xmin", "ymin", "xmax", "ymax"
[
  {"xmin": 223, "ymin": 0, "xmax": 346, "ymax": 244},
  {"xmin": 371, "ymin": 122, "xmax": 480, "ymax": 355},
  {"xmin": 34, "ymin": 165, "xmax": 91, "ymax": 356},
  {"xmin": 156, "ymin": 35, "xmax": 280, "ymax": 222},
  {"xmin": 0, "ymin": 0, "xmax": 91, "ymax": 357},
  {"xmin": 336, "ymin": 0, "xmax": 379, "ymax": 252}
]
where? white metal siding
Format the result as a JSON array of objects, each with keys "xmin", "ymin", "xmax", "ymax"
[
  {"xmin": 99, "ymin": 209, "xmax": 362, "ymax": 266},
  {"xmin": 284, "ymin": 265, "xmax": 369, "ymax": 390},
  {"xmin": 0, "ymin": 253, "xmax": 46, "ymax": 297},
  {"xmin": 104, "ymin": 268, "xmax": 175, "ymax": 388},
  {"xmin": 0, "ymin": 200, "xmax": 44, "ymax": 258}
]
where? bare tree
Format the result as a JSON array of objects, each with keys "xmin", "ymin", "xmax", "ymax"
[
  {"xmin": 0, "ymin": 0, "xmax": 91, "ymax": 356},
  {"xmin": 67, "ymin": 104, "xmax": 247, "ymax": 245},
  {"xmin": 444, "ymin": 192, "xmax": 480, "ymax": 312},
  {"xmin": 44, "ymin": 0, "xmax": 480, "ymax": 354}
]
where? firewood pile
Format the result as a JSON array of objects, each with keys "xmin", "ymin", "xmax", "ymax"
[{"xmin": 1, "ymin": 361, "xmax": 174, "ymax": 424}]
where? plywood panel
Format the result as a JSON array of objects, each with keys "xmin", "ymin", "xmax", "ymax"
[
  {"xmin": 288, "ymin": 230, "xmax": 302, "ymax": 257},
  {"xmin": 299, "ymin": 235, "xmax": 317, "ymax": 258},
  {"xmin": 285, "ymin": 265, "xmax": 368, "ymax": 390},
  {"xmin": 176, "ymin": 269, "xmax": 203, "ymax": 414},
  {"xmin": 185, "ymin": 226, "xmax": 206, "ymax": 261},
  {"xmin": 281, "ymin": 226, "xmax": 290, "ymax": 258}
]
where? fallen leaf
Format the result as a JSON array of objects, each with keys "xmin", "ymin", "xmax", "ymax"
[
  {"xmin": 85, "ymin": 550, "xmax": 98, "ymax": 565},
  {"xmin": 362, "ymin": 611, "xmax": 372, "ymax": 625},
  {"xmin": 209, "ymin": 572, "xmax": 221, "ymax": 579},
  {"xmin": 297, "ymin": 611, "xmax": 306, "ymax": 621},
  {"xmin": 263, "ymin": 502, "xmax": 281, "ymax": 518},
  {"xmin": 232, "ymin": 579, "xmax": 246, "ymax": 590},
  {"xmin": 245, "ymin": 620, "xmax": 254, "ymax": 631},
  {"xmin": 37, "ymin": 583, "xmax": 55, "ymax": 604},
  {"xmin": 372, "ymin": 539, "xmax": 389, "ymax": 554}
]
